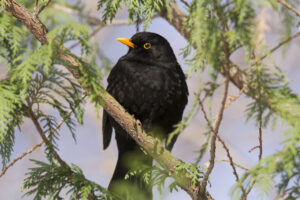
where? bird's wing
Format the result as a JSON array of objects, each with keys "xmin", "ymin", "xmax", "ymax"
[
  {"xmin": 102, "ymin": 61, "xmax": 126, "ymax": 150},
  {"xmin": 102, "ymin": 110, "xmax": 112, "ymax": 150}
]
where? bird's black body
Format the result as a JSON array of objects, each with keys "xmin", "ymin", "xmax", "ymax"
[{"xmin": 102, "ymin": 32, "xmax": 188, "ymax": 199}]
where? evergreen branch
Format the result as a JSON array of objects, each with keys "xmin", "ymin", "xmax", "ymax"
[
  {"xmin": 5, "ymin": 0, "xmax": 48, "ymax": 45},
  {"xmin": 277, "ymin": 0, "xmax": 300, "ymax": 17},
  {"xmin": 37, "ymin": 0, "xmax": 52, "ymax": 16},
  {"xmin": 249, "ymin": 31, "xmax": 300, "ymax": 68},
  {"xmin": 52, "ymin": 3, "xmax": 159, "ymax": 27},
  {"xmin": 69, "ymin": 25, "xmax": 103, "ymax": 50},
  {"xmin": 0, "ymin": 95, "xmax": 86, "ymax": 179},
  {"xmin": 51, "ymin": 4, "xmax": 102, "ymax": 26},
  {"xmin": 28, "ymin": 76, "xmax": 46, "ymax": 109},
  {"xmin": 161, "ymin": 1, "xmax": 300, "ymax": 128},
  {"xmin": 200, "ymin": 77, "xmax": 229, "ymax": 193},
  {"xmin": 197, "ymin": 8, "xmax": 247, "ymax": 188},
  {"xmin": 3, "ymin": 1, "xmax": 213, "ymax": 199},
  {"xmin": 27, "ymin": 107, "xmax": 68, "ymax": 168},
  {"xmin": 68, "ymin": 12, "xmax": 159, "ymax": 50}
]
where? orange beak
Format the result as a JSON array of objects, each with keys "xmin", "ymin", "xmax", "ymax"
[{"xmin": 117, "ymin": 38, "xmax": 135, "ymax": 48}]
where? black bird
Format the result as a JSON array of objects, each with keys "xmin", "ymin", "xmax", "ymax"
[{"xmin": 102, "ymin": 32, "xmax": 188, "ymax": 199}]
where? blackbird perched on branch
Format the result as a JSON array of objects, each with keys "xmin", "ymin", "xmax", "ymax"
[{"xmin": 102, "ymin": 32, "xmax": 188, "ymax": 199}]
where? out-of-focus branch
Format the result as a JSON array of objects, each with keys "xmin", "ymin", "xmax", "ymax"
[
  {"xmin": 215, "ymin": 160, "xmax": 248, "ymax": 171},
  {"xmin": 4, "ymin": 1, "xmax": 213, "ymax": 199},
  {"xmin": 51, "ymin": 4, "xmax": 101, "ymax": 26},
  {"xmin": 52, "ymin": 4, "xmax": 159, "ymax": 26},
  {"xmin": 69, "ymin": 25, "xmax": 103, "ymax": 50},
  {"xmin": 160, "ymin": 1, "xmax": 300, "ymax": 128},
  {"xmin": 37, "ymin": 0, "xmax": 52, "ymax": 16},
  {"xmin": 249, "ymin": 31, "xmax": 300, "ymax": 69},
  {"xmin": 179, "ymin": 0, "xmax": 190, "ymax": 8},
  {"xmin": 277, "ymin": 0, "xmax": 300, "ymax": 17}
]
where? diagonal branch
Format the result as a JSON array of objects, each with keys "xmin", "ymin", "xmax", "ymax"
[
  {"xmin": 0, "ymin": 95, "xmax": 86, "ymax": 178},
  {"xmin": 0, "ymin": 140, "xmax": 43, "ymax": 178},
  {"xmin": 27, "ymin": 107, "xmax": 68, "ymax": 168},
  {"xmin": 215, "ymin": 159, "xmax": 248, "ymax": 171},
  {"xmin": 4, "ymin": 1, "xmax": 212, "ymax": 199},
  {"xmin": 200, "ymin": 77, "xmax": 229, "ymax": 192},
  {"xmin": 249, "ymin": 31, "xmax": 300, "ymax": 68},
  {"xmin": 37, "ymin": 0, "xmax": 52, "ymax": 16},
  {"xmin": 277, "ymin": 0, "xmax": 300, "ymax": 17},
  {"xmin": 160, "ymin": 1, "xmax": 300, "ymax": 128}
]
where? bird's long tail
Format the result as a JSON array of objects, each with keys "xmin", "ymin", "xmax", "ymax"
[{"xmin": 108, "ymin": 144, "xmax": 153, "ymax": 200}]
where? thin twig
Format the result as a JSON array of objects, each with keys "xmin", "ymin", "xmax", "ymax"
[
  {"xmin": 248, "ymin": 145, "xmax": 260, "ymax": 153},
  {"xmin": 34, "ymin": 0, "xmax": 39, "ymax": 16},
  {"xmin": 37, "ymin": 0, "xmax": 52, "ymax": 16},
  {"xmin": 0, "ymin": 140, "xmax": 44, "ymax": 178},
  {"xmin": 242, "ymin": 82, "xmax": 265, "ymax": 200},
  {"xmin": 69, "ymin": 25, "xmax": 103, "ymax": 50},
  {"xmin": 28, "ymin": 76, "xmax": 47, "ymax": 108},
  {"xmin": 200, "ymin": 77, "xmax": 230, "ymax": 192},
  {"xmin": 0, "ymin": 95, "xmax": 86, "ymax": 178},
  {"xmin": 179, "ymin": 0, "xmax": 190, "ymax": 8},
  {"xmin": 225, "ymin": 87, "xmax": 245, "ymax": 109},
  {"xmin": 215, "ymin": 159, "xmax": 249, "ymax": 171},
  {"xmin": 249, "ymin": 31, "xmax": 300, "ymax": 68},
  {"xmin": 28, "ymin": 108, "xmax": 67, "ymax": 168},
  {"xmin": 258, "ymin": 113, "xmax": 263, "ymax": 160},
  {"xmin": 52, "ymin": 4, "xmax": 160, "ymax": 27},
  {"xmin": 51, "ymin": 4, "xmax": 102, "ymax": 25},
  {"xmin": 217, "ymin": 135, "xmax": 242, "ymax": 180},
  {"xmin": 202, "ymin": 8, "xmax": 248, "ymax": 196},
  {"xmin": 277, "ymin": 0, "xmax": 300, "ymax": 17},
  {"xmin": 199, "ymin": 95, "xmax": 247, "ymax": 195}
]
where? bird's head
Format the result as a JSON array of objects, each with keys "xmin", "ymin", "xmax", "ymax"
[{"xmin": 117, "ymin": 32, "xmax": 177, "ymax": 63}]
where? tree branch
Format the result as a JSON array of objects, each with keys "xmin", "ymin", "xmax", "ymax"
[
  {"xmin": 37, "ymin": 0, "xmax": 52, "ymax": 16},
  {"xmin": 0, "ymin": 95, "xmax": 86, "ymax": 179},
  {"xmin": 215, "ymin": 159, "xmax": 248, "ymax": 171},
  {"xmin": 0, "ymin": 140, "xmax": 43, "ymax": 178},
  {"xmin": 160, "ymin": 1, "xmax": 300, "ymax": 128},
  {"xmin": 249, "ymin": 31, "xmax": 300, "ymax": 68},
  {"xmin": 27, "ymin": 107, "xmax": 68, "ymax": 168},
  {"xmin": 4, "ymin": 1, "xmax": 213, "ymax": 199},
  {"xmin": 277, "ymin": 0, "xmax": 300, "ymax": 17},
  {"xmin": 199, "ymin": 93, "xmax": 247, "ymax": 197},
  {"xmin": 200, "ymin": 77, "xmax": 229, "ymax": 193}
]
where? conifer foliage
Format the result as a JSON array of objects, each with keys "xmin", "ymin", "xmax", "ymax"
[{"xmin": 1, "ymin": 0, "xmax": 300, "ymax": 199}]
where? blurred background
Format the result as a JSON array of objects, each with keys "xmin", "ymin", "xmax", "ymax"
[{"xmin": 1, "ymin": 1, "xmax": 300, "ymax": 199}]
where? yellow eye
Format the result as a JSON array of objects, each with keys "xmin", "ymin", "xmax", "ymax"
[{"xmin": 143, "ymin": 43, "xmax": 151, "ymax": 49}]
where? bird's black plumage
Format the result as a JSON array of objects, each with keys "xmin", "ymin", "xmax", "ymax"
[{"xmin": 102, "ymin": 32, "xmax": 188, "ymax": 199}]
